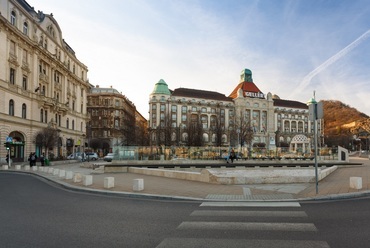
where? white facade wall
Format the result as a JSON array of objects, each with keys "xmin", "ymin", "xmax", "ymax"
[{"xmin": 0, "ymin": 0, "xmax": 90, "ymax": 161}]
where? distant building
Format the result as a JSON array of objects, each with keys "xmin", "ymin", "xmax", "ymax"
[
  {"xmin": 0, "ymin": 0, "xmax": 90, "ymax": 161},
  {"xmin": 87, "ymin": 86, "xmax": 138, "ymax": 154},
  {"xmin": 149, "ymin": 69, "xmax": 318, "ymax": 154}
]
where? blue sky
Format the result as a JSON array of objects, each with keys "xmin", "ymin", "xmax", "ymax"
[{"xmin": 30, "ymin": 0, "xmax": 370, "ymax": 118}]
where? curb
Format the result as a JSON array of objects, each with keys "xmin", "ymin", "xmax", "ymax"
[{"xmin": 2, "ymin": 169, "xmax": 370, "ymax": 202}]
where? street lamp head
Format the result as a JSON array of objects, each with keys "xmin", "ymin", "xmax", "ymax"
[{"xmin": 306, "ymin": 97, "xmax": 317, "ymax": 106}]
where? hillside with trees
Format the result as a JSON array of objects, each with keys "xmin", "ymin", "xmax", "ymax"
[{"xmin": 322, "ymin": 100, "xmax": 369, "ymax": 148}]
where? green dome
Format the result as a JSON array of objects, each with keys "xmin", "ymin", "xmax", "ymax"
[{"xmin": 152, "ymin": 79, "xmax": 170, "ymax": 95}]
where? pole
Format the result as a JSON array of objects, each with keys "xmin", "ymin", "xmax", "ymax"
[
  {"xmin": 314, "ymin": 103, "xmax": 319, "ymax": 194},
  {"xmin": 8, "ymin": 150, "xmax": 10, "ymax": 168}
]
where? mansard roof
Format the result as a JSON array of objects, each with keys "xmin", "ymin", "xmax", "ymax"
[
  {"xmin": 172, "ymin": 88, "xmax": 233, "ymax": 102},
  {"xmin": 273, "ymin": 98, "xmax": 308, "ymax": 109},
  {"xmin": 229, "ymin": 81, "xmax": 264, "ymax": 99}
]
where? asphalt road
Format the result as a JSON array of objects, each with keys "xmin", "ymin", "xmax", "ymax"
[{"xmin": 2, "ymin": 172, "xmax": 370, "ymax": 248}]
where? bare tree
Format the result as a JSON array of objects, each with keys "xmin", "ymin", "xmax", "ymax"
[
  {"xmin": 210, "ymin": 108, "xmax": 226, "ymax": 147},
  {"xmin": 34, "ymin": 126, "xmax": 59, "ymax": 155},
  {"xmin": 183, "ymin": 113, "xmax": 203, "ymax": 147},
  {"xmin": 233, "ymin": 110, "xmax": 254, "ymax": 156}
]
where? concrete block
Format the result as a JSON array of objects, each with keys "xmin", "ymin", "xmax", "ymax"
[
  {"xmin": 24, "ymin": 165, "xmax": 30, "ymax": 171},
  {"xmin": 32, "ymin": 166, "xmax": 38, "ymax": 171},
  {"xmin": 53, "ymin": 169, "xmax": 59, "ymax": 176},
  {"xmin": 65, "ymin": 171, "xmax": 73, "ymax": 180},
  {"xmin": 350, "ymin": 177, "xmax": 362, "ymax": 190},
  {"xmin": 104, "ymin": 177, "xmax": 115, "ymax": 189},
  {"xmin": 15, "ymin": 165, "xmax": 21, "ymax": 170},
  {"xmin": 59, "ymin": 170, "xmax": 66, "ymax": 178},
  {"xmin": 83, "ymin": 175, "xmax": 93, "ymax": 186},
  {"xmin": 133, "ymin": 179, "xmax": 144, "ymax": 191},
  {"xmin": 2, "ymin": 165, "xmax": 8, "ymax": 170},
  {"xmin": 38, "ymin": 167, "xmax": 44, "ymax": 172},
  {"xmin": 73, "ymin": 173, "xmax": 82, "ymax": 183},
  {"xmin": 48, "ymin": 168, "xmax": 54, "ymax": 174}
]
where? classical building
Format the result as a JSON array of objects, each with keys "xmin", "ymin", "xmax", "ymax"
[
  {"xmin": 149, "ymin": 69, "xmax": 317, "ymax": 154},
  {"xmin": 0, "ymin": 0, "xmax": 90, "ymax": 161},
  {"xmin": 87, "ymin": 86, "xmax": 137, "ymax": 154}
]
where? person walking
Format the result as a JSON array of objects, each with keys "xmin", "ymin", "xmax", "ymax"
[
  {"xmin": 29, "ymin": 152, "xmax": 37, "ymax": 167},
  {"xmin": 230, "ymin": 149, "xmax": 236, "ymax": 163},
  {"xmin": 40, "ymin": 152, "xmax": 45, "ymax": 166}
]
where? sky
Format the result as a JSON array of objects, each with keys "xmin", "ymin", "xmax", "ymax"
[{"xmin": 29, "ymin": 0, "xmax": 370, "ymax": 118}]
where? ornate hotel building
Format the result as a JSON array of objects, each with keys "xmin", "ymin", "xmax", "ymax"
[
  {"xmin": 149, "ymin": 69, "xmax": 315, "ymax": 154},
  {"xmin": 0, "ymin": 0, "xmax": 90, "ymax": 161}
]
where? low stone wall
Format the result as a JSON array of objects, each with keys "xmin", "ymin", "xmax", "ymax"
[{"xmin": 126, "ymin": 166, "xmax": 338, "ymax": 185}]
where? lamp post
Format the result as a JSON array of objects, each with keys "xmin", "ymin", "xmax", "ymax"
[{"xmin": 307, "ymin": 96, "xmax": 319, "ymax": 194}]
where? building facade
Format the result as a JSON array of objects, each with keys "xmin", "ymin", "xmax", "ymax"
[
  {"xmin": 149, "ymin": 69, "xmax": 317, "ymax": 155},
  {"xmin": 0, "ymin": 0, "xmax": 90, "ymax": 161},
  {"xmin": 87, "ymin": 86, "xmax": 137, "ymax": 155}
]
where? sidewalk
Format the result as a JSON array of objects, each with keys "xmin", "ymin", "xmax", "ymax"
[{"xmin": 3, "ymin": 157, "xmax": 370, "ymax": 201}]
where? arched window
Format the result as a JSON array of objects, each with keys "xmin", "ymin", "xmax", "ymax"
[
  {"xmin": 22, "ymin": 103, "xmax": 26, "ymax": 119},
  {"xmin": 11, "ymin": 11, "xmax": 16, "ymax": 26},
  {"xmin": 9, "ymin": 100, "xmax": 14, "ymax": 116},
  {"xmin": 203, "ymin": 133, "xmax": 209, "ymax": 143},
  {"xmin": 23, "ymin": 22, "xmax": 28, "ymax": 35}
]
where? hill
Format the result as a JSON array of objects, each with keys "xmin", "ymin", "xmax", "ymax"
[{"xmin": 322, "ymin": 100, "xmax": 369, "ymax": 135}]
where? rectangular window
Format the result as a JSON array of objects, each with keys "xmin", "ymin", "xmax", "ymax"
[
  {"xmin": 181, "ymin": 114, "xmax": 187, "ymax": 122},
  {"xmin": 22, "ymin": 76, "xmax": 27, "ymax": 90},
  {"xmin": 171, "ymin": 105, "xmax": 177, "ymax": 112},
  {"xmin": 182, "ymin": 106, "xmax": 187, "ymax": 113},
  {"xmin": 23, "ymin": 49, "xmax": 28, "ymax": 64},
  {"xmin": 10, "ymin": 41, "xmax": 16, "ymax": 56},
  {"xmin": 10, "ymin": 68, "xmax": 15, "ymax": 84},
  {"xmin": 160, "ymin": 104, "xmax": 165, "ymax": 111},
  {"xmin": 172, "ymin": 113, "xmax": 176, "ymax": 121},
  {"xmin": 115, "ymin": 100, "xmax": 120, "ymax": 106}
]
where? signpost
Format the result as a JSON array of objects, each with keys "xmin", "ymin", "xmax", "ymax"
[{"xmin": 307, "ymin": 92, "xmax": 324, "ymax": 194}]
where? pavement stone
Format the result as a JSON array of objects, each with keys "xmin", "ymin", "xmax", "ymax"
[{"xmin": 2, "ymin": 157, "xmax": 370, "ymax": 201}]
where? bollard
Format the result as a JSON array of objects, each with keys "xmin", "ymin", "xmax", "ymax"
[
  {"xmin": 350, "ymin": 177, "xmax": 362, "ymax": 190},
  {"xmin": 65, "ymin": 171, "xmax": 73, "ymax": 180},
  {"xmin": 133, "ymin": 179, "xmax": 144, "ymax": 191},
  {"xmin": 83, "ymin": 175, "xmax": 93, "ymax": 186},
  {"xmin": 73, "ymin": 173, "xmax": 82, "ymax": 183},
  {"xmin": 59, "ymin": 170, "xmax": 66, "ymax": 178},
  {"xmin": 104, "ymin": 177, "xmax": 115, "ymax": 189}
]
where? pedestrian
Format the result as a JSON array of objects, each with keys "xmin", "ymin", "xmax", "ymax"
[
  {"xmin": 230, "ymin": 149, "xmax": 236, "ymax": 163},
  {"xmin": 40, "ymin": 152, "xmax": 45, "ymax": 166},
  {"xmin": 29, "ymin": 152, "xmax": 37, "ymax": 167}
]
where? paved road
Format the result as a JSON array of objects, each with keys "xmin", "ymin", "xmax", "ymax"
[{"xmin": 2, "ymin": 172, "xmax": 370, "ymax": 248}]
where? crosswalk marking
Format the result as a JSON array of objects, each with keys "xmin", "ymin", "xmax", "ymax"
[
  {"xmin": 178, "ymin": 221, "xmax": 317, "ymax": 232},
  {"xmin": 190, "ymin": 210, "xmax": 308, "ymax": 217},
  {"xmin": 200, "ymin": 201, "xmax": 301, "ymax": 208},
  {"xmin": 156, "ymin": 238, "xmax": 330, "ymax": 248}
]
